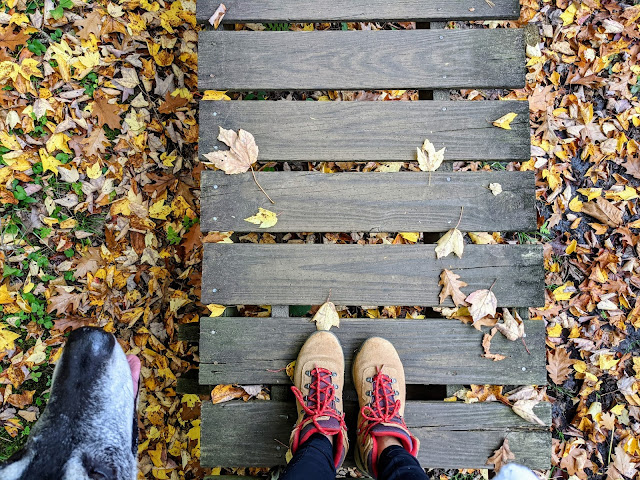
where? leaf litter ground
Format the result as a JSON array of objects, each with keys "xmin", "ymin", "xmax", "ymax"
[{"xmin": 0, "ymin": 2, "xmax": 638, "ymax": 480}]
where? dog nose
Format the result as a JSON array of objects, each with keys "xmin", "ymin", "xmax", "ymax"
[{"xmin": 65, "ymin": 327, "xmax": 116, "ymax": 360}]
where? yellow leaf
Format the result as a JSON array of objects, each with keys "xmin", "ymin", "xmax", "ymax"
[
  {"xmin": 19, "ymin": 58, "xmax": 42, "ymax": 79},
  {"xmin": 489, "ymin": 183, "xmax": 502, "ymax": 196},
  {"xmin": 0, "ymin": 131, "xmax": 21, "ymax": 151},
  {"xmin": 60, "ymin": 218, "xmax": 76, "ymax": 229},
  {"xmin": 468, "ymin": 232, "xmax": 497, "ymax": 245},
  {"xmin": 565, "ymin": 239, "xmax": 577, "ymax": 255},
  {"xmin": 560, "ymin": 3, "xmax": 577, "ymax": 25},
  {"xmin": 181, "ymin": 394, "xmax": 200, "ymax": 407},
  {"xmin": 9, "ymin": 13, "xmax": 30, "ymax": 26},
  {"xmin": 39, "ymin": 148, "xmax": 61, "ymax": 175},
  {"xmin": 149, "ymin": 198, "xmax": 172, "ymax": 220},
  {"xmin": 202, "ymin": 90, "xmax": 231, "ymax": 101},
  {"xmin": 597, "ymin": 354, "xmax": 619, "ymax": 371},
  {"xmin": 577, "ymin": 187, "xmax": 602, "ymax": 201},
  {"xmin": 312, "ymin": 301, "xmax": 340, "ymax": 331},
  {"xmin": 569, "ymin": 196, "xmax": 583, "ymax": 212},
  {"xmin": 417, "ymin": 139, "xmax": 445, "ymax": 172},
  {"xmin": 244, "ymin": 208, "xmax": 278, "ymax": 228},
  {"xmin": 610, "ymin": 404, "xmax": 625, "ymax": 415},
  {"xmin": 553, "ymin": 282, "xmax": 575, "ymax": 301},
  {"xmin": 0, "ymin": 323, "xmax": 20, "ymax": 352},
  {"xmin": 206, "ymin": 304, "xmax": 226, "ymax": 317},
  {"xmin": 86, "ymin": 162, "xmax": 102, "ymax": 179},
  {"xmin": 547, "ymin": 323, "xmax": 563, "ymax": 338},
  {"xmin": 399, "ymin": 232, "xmax": 419, "ymax": 243},
  {"xmin": 46, "ymin": 132, "xmax": 72, "ymax": 154},
  {"xmin": 0, "ymin": 284, "xmax": 15, "ymax": 304},
  {"xmin": 605, "ymin": 186, "xmax": 639, "ymax": 201},
  {"xmin": 435, "ymin": 228, "xmax": 464, "ymax": 259},
  {"xmin": 492, "ymin": 112, "xmax": 518, "ymax": 130}
]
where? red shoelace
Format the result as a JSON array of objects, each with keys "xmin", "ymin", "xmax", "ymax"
[
  {"xmin": 358, "ymin": 366, "xmax": 407, "ymax": 437},
  {"xmin": 292, "ymin": 366, "xmax": 346, "ymax": 435}
]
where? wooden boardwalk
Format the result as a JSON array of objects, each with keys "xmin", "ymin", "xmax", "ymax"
[{"xmin": 193, "ymin": 0, "xmax": 550, "ymax": 474}]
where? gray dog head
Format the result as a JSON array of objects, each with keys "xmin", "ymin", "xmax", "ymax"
[{"xmin": 0, "ymin": 327, "xmax": 140, "ymax": 480}]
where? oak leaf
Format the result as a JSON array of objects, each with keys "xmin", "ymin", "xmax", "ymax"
[
  {"xmin": 47, "ymin": 288, "xmax": 85, "ymax": 315},
  {"xmin": 465, "ymin": 289, "xmax": 497, "ymax": 323},
  {"xmin": 416, "ymin": 139, "xmax": 445, "ymax": 172},
  {"xmin": 438, "ymin": 269, "xmax": 468, "ymax": 306},
  {"xmin": 80, "ymin": 128, "xmax": 110, "ymax": 158},
  {"xmin": 0, "ymin": 27, "xmax": 29, "ymax": 50},
  {"xmin": 486, "ymin": 438, "xmax": 515, "ymax": 471},
  {"xmin": 203, "ymin": 127, "xmax": 258, "ymax": 174},
  {"xmin": 435, "ymin": 228, "xmax": 464, "ymax": 259},
  {"xmin": 547, "ymin": 347, "xmax": 574, "ymax": 384},
  {"xmin": 482, "ymin": 327, "xmax": 506, "ymax": 361},
  {"xmin": 312, "ymin": 302, "xmax": 339, "ymax": 331}
]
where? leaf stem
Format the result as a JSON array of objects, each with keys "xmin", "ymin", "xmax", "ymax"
[
  {"xmin": 455, "ymin": 206, "xmax": 464, "ymax": 229},
  {"xmin": 250, "ymin": 165, "xmax": 275, "ymax": 204}
]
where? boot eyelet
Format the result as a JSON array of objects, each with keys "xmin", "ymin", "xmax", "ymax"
[
  {"xmin": 335, "ymin": 398, "xmax": 340, "ymax": 403},
  {"xmin": 391, "ymin": 378, "xmax": 397, "ymax": 384},
  {"xmin": 366, "ymin": 390, "xmax": 372, "ymax": 396},
  {"xmin": 304, "ymin": 383, "xmax": 310, "ymax": 389},
  {"xmin": 395, "ymin": 390, "xmax": 399, "ymax": 395},
  {"xmin": 333, "ymin": 384, "xmax": 339, "ymax": 389},
  {"xmin": 331, "ymin": 372, "xmax": 337, "ymax": 377},
  {"xmin": 303, "ymin": 395, "xmax": 308, "ymax": 401},
  {"xmin": 305, "ymin": 370, "xmax": 311, "ymax": 376},
  {"xmin": 366, "ymin": 377, "xmax": 372, "ymax": 382}
]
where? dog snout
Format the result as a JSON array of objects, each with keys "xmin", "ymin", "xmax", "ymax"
[{"xmin": 65, "ymin": 327, "xmax": 116, "ymax": 360}]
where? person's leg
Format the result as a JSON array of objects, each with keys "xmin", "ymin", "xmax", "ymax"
[
  {"xmin": 280, "ymin": 433, "xmax": 336, "ymax": 480},
  {"xmin": 281, "ymin": 331, "xmax": 348, "ymax": 479},
  {"xmin": 353, "ymin": 337, "xmax": 427, "ymax": 480}
]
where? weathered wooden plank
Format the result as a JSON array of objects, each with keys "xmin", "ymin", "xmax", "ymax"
[
  {"xmin": 198, "ymin": 29, "xmax": 525, "ymax": 91},
  {"xmin": 201, "ymin": 401, "xmax": 551, "ymax": 469},
  {"xmin": 201, "ymin": 244, "xmax": 544, "ymax": 306},
  {"xmin": 198, "ymin": 317, "xmax": 546, "ymax": 385},
  {"xmin": 199, "ymin": 101, "xmax": 530, "ymax": 163},
  {"xmin": 196, "ymin": 0, "xmax": 521, "ymax": 24},
  {"xmin": 201, "ymin": 171, "xmax": 536, "ymax": 233}
]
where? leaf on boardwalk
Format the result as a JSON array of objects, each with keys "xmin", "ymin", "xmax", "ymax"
[
  {"xmin": 547, "ymin": 347, "xmax": 574, "ymax": 384},
  {"xmin": 206, "ymin": 304, "xmax": 226, "ymax": 317},
  {"xmin": 512, "ymin": 399, "xmax": 545, "ymax": 426},
  {"xmin": 211, "ymin": 384, "xmax": 245, "ymax": 404},
  {"xmin": 244, "ymin": 208, "xmax": 277, "ymax": 228},
  {"xmin": 495, "ymin": 308, "xmax": 524, "ymax": 341},
  {"xmin": 489, "ymin": 183, "xmax": 503, "ymax": 196},
  {"xmin": 209, "ymin": 3, "xmax": 227, "ymax": 29},
  {"xmin": 312, "ymin": 302, "xmax": 339, "ymax": 331},
  {"xmin": 435, "ymin": 228, "xmax": 464, "ymax": 259},
  {"xmin": 416, "ymin": 138, "xmax": 445, "ymax": 172},
  {"xmin": 486, "ymin": 438, "xmax": 515, "ymax": 471},
  {"xmin": 482, "ymin": 327, "xmax": 506, "ymax": 361},
  {"xmin": 492, "ymin": 112, "xmax": 518, "ymax": 130},
  {"xmin": 203, "ymin": 127, "xmax": 258, "ymax": 174},
  {"xmin": 438, "ymin": 269, "xmax": 468, "ymax": 307},
  {"xmin": 466, "ymin": 289, "xmax": 497, "ymax": 324}
]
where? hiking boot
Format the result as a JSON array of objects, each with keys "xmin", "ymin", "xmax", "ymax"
[
  {"xmin": 353, "ymin": 337, "xmax": 419, "ymax": 477},
  {"xmin": 290, "ymin": 331, "xmax": 348, "ymax": 469}
]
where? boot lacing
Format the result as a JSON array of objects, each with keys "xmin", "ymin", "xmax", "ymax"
[
  {"xmin": 292, "ymin": 366, "xmax": 346, "ymax": 435},
  {"xmin": 358, "ymin": 366, "xmax": 407, "ymax": 436}
]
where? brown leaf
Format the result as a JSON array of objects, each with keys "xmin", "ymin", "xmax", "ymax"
[
  {"xmin": 486, "ymin": 438, "xmax": 515, "ymax": 471},
  {"xmin": 482, "ymin": 327, "xmax": 506, "ymax": 361},
  {"xmin": 547, "ymin": 347, "xmax": 574, "ymax": 384},
  {"xmin": 438, "ymin": 269, "xmax": 468, "ymax": 306},
  {"xmin": 6, "ymin": 390, "xmax": 35, "ymax": 409},
  {"xmin": 158, "ymin": 91, "xmax": 189, "ymax": 114},
  {"xmin": 465, "ymin": 289, "xmax": 497, "ymax": 324},
  {"xmin": 581, "ymin": 197, "xmax": 623, "ymax": 227},
  {"xmin": 512, "ymin": 399, "xmax": 545, "ymax": 426},
  {"xmin": 47, "ymin": 288, "xmax": 86, "ymax": 315},
  {"xmin": 74, "ymin": 10, "xmax": 102, "ymax": 41},
  {"xmin": 0, "ymin": 27, "xmax": 29, "ymax": 50},
  {"xmin": 312, "ymin": 301, "xmax": 340, "ymax": 331},
  {"xmin": 73, "ymin": 247, "xmax": 102, "ymax": 278},
  {"xmin": 80, "ymin": 128, "xmax": 110, "ymax": 157},
  {"xmin": 211, "ymin": 384, "xmax": 245, "ymax": 404},
  {"xmin": 92, "ymin": 92, "xmax": 124, "ymax": 129},
  {"xmin": 560, "ymin": 445, "xmax": 594, "ymax": 480},
  {"xmin": 607, "ymin": 445, "xmax": 638, "ymax": 480},
  {"xmin": 495, "ymin": 308, "xmax": 524, "ymax": 341},
  {"xmin": 622, "ymin": 158, "xmax": 640, "ymax": 180},
  {"xmin": 52, "ymin": 316, "xmax": 97, "ymax": 333},
  {"xmin": 202, "ymin": 127, "xmax": 258, "ymax": 174},
  {"xmin": 208, "ymin": 3, "xmax": 227, "ymax": 29},
  {"xmin": 180, "ymin": 223, "xmax": 202, "ymax": 257}
]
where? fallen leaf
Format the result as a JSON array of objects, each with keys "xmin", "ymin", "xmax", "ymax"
[
  {"xmin": 0, "ymin": 323, "xmax": 20, "ymax": 352},
  {"xmin": 244, "ymin": 208, "xmax": 278, "ymax": 228},
  {"xmin": 492, "ymin": 112, "xmax": 518, "ymax": 130},
  {"xmin": 466, "ymin": 289, "xmax": 497, "ymax": 323},
  {"xmin": 312, "ymin": 302, "xmax": 339, "ymax": 331},
  {"xmin": 581, "ymin": 197, "xmax": 623, "ymax": 227},
  {"xmin": 547, "ymin": 347, "xmax": 574, "ymax": 384},
  {"xmin": 438, "ymin": 269, "xmax": 468, "ymax": 307},
  {"xmin": 417, "ymin": 139, "xmax": 445, "ymax": 172},
  {"xmin": 495, "ymin": 308, "xmax": 524, "ymax": 341},
  {"xmin": 206, "ymin": 304, "xmax": 226, "ymax": 316},
  {"xmin": 482, "ymin": 327, "xmax": 507, "ymax": 361},
  {"xmin": 203, "ymin": 127, "xmax": 258, "ymax": 174},
  {"xmin": 607, "ymin": 445, "xmax": 638, "ymax": 480},
  {"xmin": 512, "ymin": 399, "xmax": 545, "ymax": 426},
  {"xmin": 211, "ymin": 384, "xmax": 245, "ymax": 404},
  {"xmin": 208, "ymin": 3, "xmax": 227, "ymax": 29},
  {"xmin": 489, "ymin": 183, "xmax": 503, "ymax": 196},
  {"xmin": 486, "ymin": 438, "xmax": 515, "ymax": 471},
  {"xmin": 92, "ymin": 92, "xmax": 123, "ymax": 129},
  {"xmin": 435, "ymin": 228, "xmax": 464, "ymax": 259}
]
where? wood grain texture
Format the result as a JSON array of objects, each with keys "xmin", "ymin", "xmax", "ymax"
[
  {"xmin": 198, "ymin": 101, "xmax": 530, "ymax": 163},
  {"xmin": 198, "ymin": 29, "xmax": 525, "ymax": 91},
  {"xmin": 200, "ymin": 171, "xmax": 536, "ymax": 232},
  {"xmin": 196, "ymin": 0, "xmax": 521, "ymax": 23},
  {"xmin": 201, "ymin": 244, "xmax": 544, "ymax": 306},
  {"xmin": 201, "ymin": 401, "xmax": 551, "ymax": 469},
  {"xmin": 198, "ymin": 317, "xmax": 546, "ymax": 385}
]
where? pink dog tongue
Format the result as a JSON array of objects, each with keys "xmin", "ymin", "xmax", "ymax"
[{"xmin": 126, "ymin": 355, "xmax": 141, "ymax": 391}]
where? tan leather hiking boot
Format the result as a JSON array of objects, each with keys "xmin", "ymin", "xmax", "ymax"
[
  {"xmin": 353, "ymin": 337, "xmax": 419, "ymax": 477},
  {"xmin": 290, "ymin": 331, "xmax": 348, "ymax": 469}
]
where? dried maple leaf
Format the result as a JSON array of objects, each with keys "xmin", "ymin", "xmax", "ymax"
[
  {"xmin": 209, "ymin": 3, "xmax": 227, "ymax": 28},
  {"xmin": 435, "ymin": 228, "xmax": 464, "ymax": 259},
  {"xmin": 438, "ymin": 269, "xmax": 468, "ymax": 306},
  {"xmin": 486, "ymin": 438, "xmax": 515, "ymax": 471},
  {"xmin": 482, "ymin": 327, "xmax": 506, "ymax": 361},
  {"xmin": 495, "ymin": 308, "xmax": 524, "ymax": 341},
  {"xmin": 560, "ymin": 445, "xmax": 594, "ymax": 479},
  {"xmin": 203, "ymin": 127, "xmax": 258, "ymax": 174},
  {"xmin": 158, "ymin": 91, "xmax": 189, "ymax": 114},
  {"xmin": 417, "ymin": 139, "xmax": 445, "ymax": 172},
  {"xmin": 92, "ymin": 92, "xmax": 124, "ymax": 129},
  {"xmin": 512, "ymin": 399, "xmax": 545, "ymax": 426},
  {"xmin": 312, "ymin": 302, "xmax": 339, "ymax": 331},
  {"xmin": 547, "ymin": 347, "xmax": 574, "ymax": 385},
  {"xmin": 6, "ymin": 390, "xmax": 35, "ymax": 409},
  {"xmin": 466, "ymin": 288, "xmax": 497, "ymax": 324}
]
